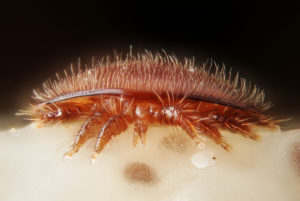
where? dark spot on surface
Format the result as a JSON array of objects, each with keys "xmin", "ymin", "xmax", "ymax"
[
  {"xmin": 212, "ymin": 157, "xmax": 216, "ymax": 160},
  {"xmin": 124, "ymin": 162, "xmax": 156, "ymax": 184},
  {"xmin": 161, "ymin": 134, "xmax": 188, "ymax": 153}
]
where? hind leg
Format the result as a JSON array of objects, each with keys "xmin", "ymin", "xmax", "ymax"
[{"xmin": 179, "ymin": 116, "xmax": 231, "ymax": 150}]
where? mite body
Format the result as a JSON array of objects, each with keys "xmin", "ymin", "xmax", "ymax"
[{"xmin": 18, "ymin": 51, "xmax": 278, "ymax": 159}]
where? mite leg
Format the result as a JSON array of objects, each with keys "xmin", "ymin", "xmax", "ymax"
[
  {"xmin": 133, "ymin": 119, "xmax": 149, "ymax": 146},
  {"xmin": 64, "ymin": 112, "xmax": 105, "ymax": 158},
  {"xmin": 224, "ymin": 120, "xmax": 260, "ymax": 140},
  {"xmin": 178, "ymin": 114, "xmax": 231, "ymax": 151},
  {"xmin": 91, "ymin": 114, "xmax": 128, "ymax": 160},
  {"xmin": 196, "ymin": 121, "xmax": 232, "ymax": 151},
  {"xmin": 177, "ymin": 116, "xmax": 205, "ymax": 145}
]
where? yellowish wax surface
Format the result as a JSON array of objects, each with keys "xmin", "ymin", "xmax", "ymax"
[{"xmin": 0, "ymin": 122, "xmax": 299, "ymax": 201}]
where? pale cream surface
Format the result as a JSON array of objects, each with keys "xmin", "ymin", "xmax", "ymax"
[{"xmin": 0, "ymin": 122, "xmax": 299, "ymax": 201}]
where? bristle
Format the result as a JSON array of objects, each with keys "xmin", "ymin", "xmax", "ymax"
[{"xmin": 30, "ymin": 51, "xmax": 270, "ymax": 112}]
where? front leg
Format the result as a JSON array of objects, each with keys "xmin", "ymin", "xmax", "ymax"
[
  {"xmin": 64, "ymin": 112, "xmax": 107, "ymax": 158},
  {"xmin": 91, "ymin": 114, "xmax": 129, "ymax": 160}
]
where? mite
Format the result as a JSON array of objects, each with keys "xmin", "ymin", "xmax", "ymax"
[{"xmin": 18, "ymin": 50, "xmax": 278, "ymax": 160}]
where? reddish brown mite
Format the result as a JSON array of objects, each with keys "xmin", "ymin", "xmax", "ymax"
[{"xmin": 18, "ymin": 50, "xmax": 278, "ymax": 160}]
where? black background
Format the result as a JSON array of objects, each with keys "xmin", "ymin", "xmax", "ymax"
[{"xmin": 1, "ymin": 1, "xmax": 299, "ymax": 129}]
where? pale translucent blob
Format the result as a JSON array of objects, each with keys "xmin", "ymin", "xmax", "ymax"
[
  {"xmin": 0, "ymin": 121, "xmax": 299, "ymax": 201},
  {"xmin": 191, "ymin": 151, "xmax": 216, "ymax": 168}
]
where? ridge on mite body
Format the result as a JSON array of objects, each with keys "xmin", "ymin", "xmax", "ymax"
[{"xmin": 17, "ymin": 51, "xmax": 279, "ymax": 160}]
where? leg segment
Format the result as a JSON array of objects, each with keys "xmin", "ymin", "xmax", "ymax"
[
  {"xmin": 64, "ymin": 112, "xmax": 105, "ymax": 157},
  {"xmin": 133, "ymin": 119, "xmax": 149, "ymax": 146},
  {"xmin": 91, "ymin": 114, "xmax": 129, "ymax": 159},
  {"xmin": 177, "ymin": 116, "xmax": 205, "ymax": 145},
  {"xmin": 196, "ymin": 121, "xmax": 232, "ymax": 151},
  {"xmin": 224, "ymin": 120, "xmax": 260, "ymax": 140},
  {"xmin": 178, "ymin": 113, "xmax": 231, "ymax": 151}
]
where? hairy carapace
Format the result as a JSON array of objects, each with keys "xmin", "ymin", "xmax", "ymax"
[{"xmin": 17, "ymin": 50, "xmax": 279, "ymax": 160}]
